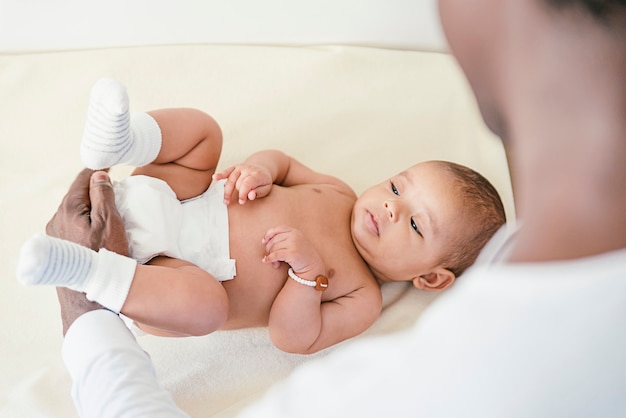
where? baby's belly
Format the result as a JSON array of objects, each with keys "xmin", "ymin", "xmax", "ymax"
[{"xmin": 220, "ymin": 185, "xmax": 355, "ymax": 328}]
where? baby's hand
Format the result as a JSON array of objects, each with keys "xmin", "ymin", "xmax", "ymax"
[
  {"xmin": 261, "ymin": 225, "xmax": 324, "ymax": 276},
  {"xmin": 214, "ymin": 164, "xmax": 273, "ymax": 205}
]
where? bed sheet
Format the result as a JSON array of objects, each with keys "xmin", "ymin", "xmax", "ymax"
[{"xmin": 0, "ymin": 44, "xmax": 513, "ymax": 417}]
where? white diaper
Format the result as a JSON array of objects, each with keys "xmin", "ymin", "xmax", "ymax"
[{"xmin": 113, "ymin": 175, "xmax": 236, "ymax": 281}]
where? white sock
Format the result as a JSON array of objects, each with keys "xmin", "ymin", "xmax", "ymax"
[
  {"xmin": 17, "ymin": 234, "xmax": 137, "ymax": 314},
  {"xmin": 80, "ymin": 77, "xmax": 162, "ymax": 169}
]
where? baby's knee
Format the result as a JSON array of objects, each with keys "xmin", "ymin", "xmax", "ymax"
[{"xmin": 183, "ymin": 287, "xmax": 229, "ymax": 336}]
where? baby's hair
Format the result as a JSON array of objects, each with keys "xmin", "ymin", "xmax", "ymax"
[{"xmin": 435, "ymin": 161, "xmax": 506, "ymax": 278}]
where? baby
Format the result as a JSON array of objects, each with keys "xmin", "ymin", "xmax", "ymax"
[{"xmin": 17, "ymin": 78, "xmax": 506, "ymax": 354}]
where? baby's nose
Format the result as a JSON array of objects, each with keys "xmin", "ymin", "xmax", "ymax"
[{"xmin": 384, "ymin": 201, "xmax": 399, "ymax": 223}]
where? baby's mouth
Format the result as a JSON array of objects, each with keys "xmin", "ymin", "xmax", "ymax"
[{"xmin": 366, "ymin": 211, "xmax": 380, "ymax": 236}]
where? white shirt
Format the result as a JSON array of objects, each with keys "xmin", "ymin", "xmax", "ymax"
[
  {"xmin": 63, "ymin": 310, "xmax": 189, "ymax": 418},
  {"xmin": 63, "ymin": 230, "xmax": 626, "ymax": 417}
]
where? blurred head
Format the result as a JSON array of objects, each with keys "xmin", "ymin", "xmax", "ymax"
[
  {"xmin": 437, "ymin": 0, "xmax": 508, "ymax": 138},
  {"xmin": 437, "ymin": 0, "xmax": 626, "ymax": 141},
  {"xmin": 351, "ymin": 160, "xmax": 506, "ymax": 290}
]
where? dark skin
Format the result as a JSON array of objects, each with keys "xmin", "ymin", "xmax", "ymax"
[{"xmin": 47, "ymin": 169, "xmax": 129, "ymax": 336}]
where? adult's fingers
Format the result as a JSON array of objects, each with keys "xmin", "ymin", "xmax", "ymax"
[
  {"xmin": 46, "ymin": 168, "xmax": 95, "ymax": 237},
  {"xmin": 88, "ymin": 171, "xmax": 116, "ymax": 228},
  {"xmin": 62, "ymin": 168, "xmax": 96, "ymax": 216},
  {"xmin": 88, "ymin": 171, "xmax": 129, "ymax": 255},
  {"xmin": 68, "ymin": 168, "xmax": 96, "ymax": 198}
]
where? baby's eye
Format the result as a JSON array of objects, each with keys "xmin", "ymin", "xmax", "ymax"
[
  {"xmin": 411, "ymin": 218, "xmax": 423, "ymax": 237},
  {"xmin": 391, "ymin": 182, "xmax": 399, "ymax": 195}
]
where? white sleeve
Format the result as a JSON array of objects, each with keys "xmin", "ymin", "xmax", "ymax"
[
  {"xmin": 237, "ymin": 332, "xmax": 414, "ymax": 418},
  {"xmin": 62, "ymin": 310, "xmax": 189, "ymax": 418}
]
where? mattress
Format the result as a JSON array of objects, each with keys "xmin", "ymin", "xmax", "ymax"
[{"xmin": 0, "ymin": 42, "xmax": 513, "ymax": 416}]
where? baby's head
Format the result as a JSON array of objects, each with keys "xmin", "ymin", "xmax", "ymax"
[{"xmin": 351, "ymin": 160, "xmax": 506, "ymax": 290}]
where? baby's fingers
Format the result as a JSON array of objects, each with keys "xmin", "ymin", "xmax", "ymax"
[
  {"xmin": 261, "ymin": 225, "xmax": 292, "ymax": 244},
  {"xmin": 237, "ymin": 185, "xmax": 259, "ymax": 205},
  {"xmin": 262, "ymin": 236, "xmax": 290, "ymax": 268},
  {"xmin": 237, "ymin": 177, "xmax": 270, "ymax": 205},
  {"xmin": 236, "ymin": 183, "xmax": 253, "ymax": 205},
  {"xmin": 214, "ymin": 167, "xmax": 240, "ymax": 205},
  {"xmin": 261, "ymin": 253, "xmax": 282, "ymax": 269},
  {"xmin": 213, "ymin": 166, "xmax": 235, "ymax": 181}
]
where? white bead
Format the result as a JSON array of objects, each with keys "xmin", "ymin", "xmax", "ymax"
[{"xmin": 287, "ymin": 267, "xmax": 316, "ymax": 287}]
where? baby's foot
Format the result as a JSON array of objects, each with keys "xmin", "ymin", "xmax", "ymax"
[
  {"xmin": 16, "ymin": 233, "xmax": 137, "ymax": 314},
  {"xmin": 17, "ymin": 233, "xmax": 97, "ymax": 288},
  {"xmin": 80, "ymin": 77, "xmax": 132, "ymax": 169}
]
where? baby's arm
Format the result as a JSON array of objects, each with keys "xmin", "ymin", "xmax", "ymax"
[
  {"xmin": 262, "ymin": 226, "xmax": 382, "ymax": 354},
  {"xmin": 214, "ymin": 150, "xmax": 354, "ymax": 205},
  {"xmin": 273, "ymin": 282, "xmax": 381, "ymax": 354}
]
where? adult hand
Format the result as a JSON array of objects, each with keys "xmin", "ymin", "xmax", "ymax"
[
  {"xmin": 46, "ymin": 169, "xmax": 129, "ymax": 335},
  {"xmin": 46, "ymin": 168, "xmax": 128, "ymax": 255}
]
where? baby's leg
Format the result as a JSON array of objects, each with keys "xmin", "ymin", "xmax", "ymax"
[
  {"xmin": 17, "ymin": 234, "xmax": 228, "ymax": 337},
  {"xmin": 124, "ymin": 256, "xmax": 229, "ymax": 337},
  {"xmin": 80, "ymin": 78, "xmax": 160, "ymax": 170},
  {"xmin": 81, "ymin": 78, "xmax": 223, "ymax": 200},
  {"xmin": 133, "ymin": 108, "xmax": 223, "ymax": 200}
]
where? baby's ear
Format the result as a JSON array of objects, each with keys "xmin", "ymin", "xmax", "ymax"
[{"xmin": 412, "ymin": 268, "xmax": 455, "ymax": 291}]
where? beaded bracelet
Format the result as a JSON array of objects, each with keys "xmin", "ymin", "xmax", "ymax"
[{"xmin": 287, "ymin": 267, "xmax": 329, "ymax": 291}]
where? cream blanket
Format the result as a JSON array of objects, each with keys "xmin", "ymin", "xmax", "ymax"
[{"xmin": 0, "ymin": 44, "xmax": 513, "ymax": 417}]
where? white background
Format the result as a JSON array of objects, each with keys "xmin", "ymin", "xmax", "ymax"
[{"xmin": 0, "ymin": 0, "xmax": 447, "ymax": 52}]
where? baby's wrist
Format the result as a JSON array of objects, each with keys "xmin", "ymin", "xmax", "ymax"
[{"xmin": 287, "ymin": 267, "xmax": 329, "ymax": 291}]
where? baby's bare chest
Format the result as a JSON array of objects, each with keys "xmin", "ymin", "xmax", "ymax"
[
  {"xmin": 220, "ymin": 185, "xmax": 369, "ymax": 327},
  {"xmin": 228, "ymin": 184, "xmax": 355, "ymax": 256}
]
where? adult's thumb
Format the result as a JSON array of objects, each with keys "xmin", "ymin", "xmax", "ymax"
[{"xmin": 88, "ymin": 171, "xmax": 117, "ymax": 223}]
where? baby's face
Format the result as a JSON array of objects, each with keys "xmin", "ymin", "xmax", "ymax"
[{"xmin": 351, "ymin": 161, "xmax": 463, "ymax": 284}]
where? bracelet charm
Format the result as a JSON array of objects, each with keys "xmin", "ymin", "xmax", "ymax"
[{"xmin": 287, "ymin": 267, "xmax": 328, "ymax": 291}]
